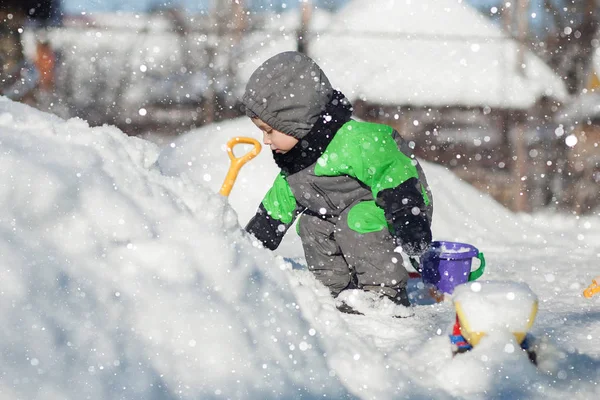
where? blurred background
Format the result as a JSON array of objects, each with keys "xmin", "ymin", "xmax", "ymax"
[{"xmin": 1, "ymin": 0, "xmax": 599, "ymax": 215}]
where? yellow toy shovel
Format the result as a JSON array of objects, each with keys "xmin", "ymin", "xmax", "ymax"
[
  {"xmin": 219, "ymin": 137, "xmax": 262, "ymax": 197},
  {"xmin": 583, "ymin": 276, "xmax": 600, "ymax": 299}
]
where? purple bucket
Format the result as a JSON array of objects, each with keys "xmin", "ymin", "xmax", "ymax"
[{"xmin": 420, "ymin": 241, "xmax": 486, "ymax": 294}]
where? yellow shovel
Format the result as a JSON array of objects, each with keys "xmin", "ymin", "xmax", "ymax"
[
  {"xmin": 219, "ymin": 137, "xmax": 262, "ymax": 197},
  {"xmin": 583, "ymin": 277, "xmax": 600, "ymax": 299}
]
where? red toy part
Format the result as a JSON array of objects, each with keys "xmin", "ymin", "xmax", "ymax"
[{"xmin": 452, "ymin": 315, "xmax": 462, "ymax": 335}]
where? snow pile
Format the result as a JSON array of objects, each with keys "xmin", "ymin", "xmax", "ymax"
[{"xmin": 0, "ymin": 97, "xmax": 347, "ymax": 399}]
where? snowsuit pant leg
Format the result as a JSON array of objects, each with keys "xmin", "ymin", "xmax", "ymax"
[
  {"xmin": 298, "ymin": 213, "xmax": 352, "ymax": 296},
  {"xmin": 298, "ymin": 208, "xmax": 408, "ymax": 297},
  {"xmin": 334, "ymin": 206, "xmax": 408, "ymax": 296}
]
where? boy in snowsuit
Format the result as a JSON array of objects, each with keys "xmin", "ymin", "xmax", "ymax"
[{"xmin": 242, "ymin": 51, "xmax": 433, "ymax": 314}]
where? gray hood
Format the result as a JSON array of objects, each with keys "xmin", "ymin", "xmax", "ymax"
[{"xmin": 241, "ymin": 51, "xmax": 334, "ymax": 140}]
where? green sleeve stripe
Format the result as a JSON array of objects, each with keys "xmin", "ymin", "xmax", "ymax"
[
  {"xmin": 261, "ymin": 174, "xmax": 297, "ymax": 224},
  {"xmin": 421, "ymin": 185, "xmax": 430, "ymax": 206},
  {"xmin": 315, "ymin": 121, "xmax": 419, "ymax": 198}
]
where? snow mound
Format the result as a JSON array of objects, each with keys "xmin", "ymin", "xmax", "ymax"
[{"xmin": 0, "ymin": 97, "xmax": 347, "ymax": 399}]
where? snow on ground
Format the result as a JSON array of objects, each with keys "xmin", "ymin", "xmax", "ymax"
[{"xmin": 1, "ymin": 98, "xmax": 600, "ymax": 399}]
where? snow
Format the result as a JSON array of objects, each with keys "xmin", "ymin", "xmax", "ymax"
[
  {"xmin": 1, "ymin": 98, "xmax": 600, "ymax": 399},
  {"xmin": 453, "ymin": 281, "xmax": 538, "ymax": 334},
  {"xmin": 433, "ymin": 242, "xmax": 478, "ymax": 255},
  {"xmin": 261, "ymin": 7, "xmax": 335, "ymax": 32},
  {"xmin": 238, "ymin": 0, "xmax": 568, "ymax": 109},
  {"xmin": 557, "ymin": 92, "xmax": 600, "ymax": 123},
  {"xmin": 335, "ymin": 289, "xmax": 415, "ymax": 318},
  {"xmin": 594, "ymin": 45, "xmax": 600, "ymax": 78}
]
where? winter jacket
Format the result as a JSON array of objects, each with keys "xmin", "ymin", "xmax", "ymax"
[{"xmin": 246, "ymin": 118, "xmax": 433, "ymax": 253}]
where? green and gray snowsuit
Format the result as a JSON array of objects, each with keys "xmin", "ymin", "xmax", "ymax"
[{"xmin": 242, "ymin": 52, "xmax": 433, "ymax": 296}]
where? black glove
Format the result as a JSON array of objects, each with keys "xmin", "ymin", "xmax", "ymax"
[
  {"xmin": 376, "ymin": 178, "xmax": 432, "ymax": 257},
  {"xmin": 391, "ymin": 211, "xmax": 432, "ymax": 256}
]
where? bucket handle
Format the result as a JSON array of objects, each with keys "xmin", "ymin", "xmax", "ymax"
[{"xmin": 468, "ymin": 252, "xmax": 486, "ymax": 281}]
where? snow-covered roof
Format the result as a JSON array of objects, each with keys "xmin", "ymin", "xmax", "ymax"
[
  {"xmin": 557, "ymin": 92, "xmax": 600, "ymax": 124},
  {"xmin": 238, "ymin": 0, "xmax": 568, "ymax": 109},
  {"xmin": 261, "ymin": 8, "xmax": 335, "ymax": 32}
]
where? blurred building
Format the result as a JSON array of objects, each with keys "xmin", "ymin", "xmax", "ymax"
[
  {"xmin": 556, "ymin": 69, "xmax": 600, "ymax": 214},
  {"xmin": 0, "ymin": 0, "xmax": 61, "ymax": 102},
  {"xmin": 22, "ymin": 5, "xmax": 249, "ymax": 137}
]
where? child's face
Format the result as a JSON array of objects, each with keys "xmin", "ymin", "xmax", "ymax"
[{"xmin": 251, "ymin": 118, "xmax": 299, "ymax": 154}]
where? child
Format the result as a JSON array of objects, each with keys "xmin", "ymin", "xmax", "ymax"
[{"xmin": 242, "ymin": 51, "xmax": 433, "ymax": 315}]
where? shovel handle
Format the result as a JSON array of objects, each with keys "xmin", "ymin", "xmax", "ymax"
[
  {"xmin": 219, "ymin": 137, "xmax": 262, "ymax": 197},
  {"xmin": 583, "ymin": 279, "xmax": 600, "ymax": 299}
]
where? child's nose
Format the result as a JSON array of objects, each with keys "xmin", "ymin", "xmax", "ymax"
[{"xmin": 263, "ymin": 132, "xmax": 271, "ymax": 144}]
